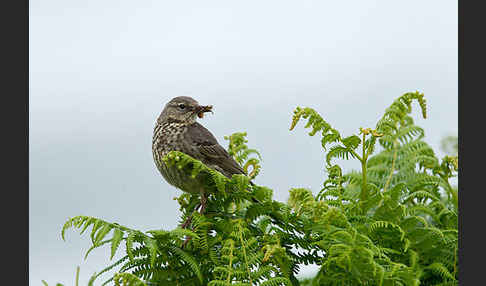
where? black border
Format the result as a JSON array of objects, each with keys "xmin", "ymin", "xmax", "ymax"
[
  {"xmin": 3, "ymin": 0, "xmax": 28, "ymax": 284},
  {"xmin": 457, "ymin": 0, "xmax": 463, "ymax": 284},
  {"xmin": 457, "ymin": 1, "xmax": 469, "ymax": 285},
  {"xmin": 458, "ymin": 0, "xmax": 481, "ymax": 285}
]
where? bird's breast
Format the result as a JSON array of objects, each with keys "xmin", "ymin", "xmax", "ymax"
[
  {"xmin": 152, "ymin": 122, "xmax": 202, "ymax": 193},
  {"xmin": 152, "ymin": 123, "xmax": 187, "ymax": 155}
]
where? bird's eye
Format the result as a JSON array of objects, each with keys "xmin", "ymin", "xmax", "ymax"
[{"xmin": 178, "ymin": 104, "xmax": 186, "ymax": 110}]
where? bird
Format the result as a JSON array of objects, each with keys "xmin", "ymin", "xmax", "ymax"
[{"xmin": 152, "ymin": 96, "xmax": 252, "ymax": 228}]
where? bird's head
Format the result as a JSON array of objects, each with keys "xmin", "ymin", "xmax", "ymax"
[{"xmin": 158, "ymin": 96, "xmax": 213, "ymax": 125}]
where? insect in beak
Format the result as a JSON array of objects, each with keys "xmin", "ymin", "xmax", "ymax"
[{"xmin": 195, "ymin": 105, "xmax": 213, "ymax": 118}]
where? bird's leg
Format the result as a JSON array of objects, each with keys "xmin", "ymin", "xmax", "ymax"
[
  {"xmin": 181, "ymin": 237, "xmax": 191, "ymax": 248},
  {"xmin": 180, "ymin": 201, "xmax": 201, "ymax": 229},
  {"xmin": 181, "ymin": 192, "xmax": 208, "ymax": 248},
  {"xmin": 199, "ymin": 191, "xmax": 207, "ymax": 214},
  {"xmin": 180, "ymin": 214, "xmax": 194, "ymax": 229}
]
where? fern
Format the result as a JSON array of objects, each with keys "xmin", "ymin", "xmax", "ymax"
[{"xmin": 52, "ymin": 91, "xmax": 457, "ymax": 286}]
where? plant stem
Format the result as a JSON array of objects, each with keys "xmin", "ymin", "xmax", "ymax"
[
  {"xmin": 359, "ymin": 132, "xmax": 368, "ymax": 209},
  {"xmin": 360, "ymin": 160, "xmax": 367, "ymax": 201},
  {"xmin": 238, "ymin": 222, "xmax": 253, "ymax": 285},
  {"xmin": 440, "ymin": 174, "xmax": 458, "ymax": 212},
  {"xmin": 226, "ymin": 240, "xmax": 234, "ymax": 285},
  {"xmin": 75, "ymin": 266, "xmax": 80, "ymax": 286},
  {"xmin": 383, "ymin": 140, "xmax": 398, "ymax": 192}
]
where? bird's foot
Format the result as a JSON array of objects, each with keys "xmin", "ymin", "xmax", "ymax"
[
  {"xmin": 181, "ymin": 236, "xmax": 192, "ymax": 248},
  {"xmin": 180, "ymin": 202, "xmax": 201, "ymax": 229},
  {"xmin": 199, "ymin": 193, "xmax": 207, "ymax": 214},
  {"xmin": 180, "ymin": 216, "xmax": 193, "ymax": 229},
  {"xmin": 180, "ymin": 193, "xmax": 207, "ymax": 248}
]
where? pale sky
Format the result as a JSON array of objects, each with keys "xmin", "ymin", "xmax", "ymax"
[{"xmin": 29, "ymin": 1, "xmax": 457, "ymax": 285}]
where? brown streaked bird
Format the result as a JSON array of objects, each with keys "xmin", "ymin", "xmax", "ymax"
[{"xmin": 152, "ymin": 96, "xmax": 249, "ymax": 227}]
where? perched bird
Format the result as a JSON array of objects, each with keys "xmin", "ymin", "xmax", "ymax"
[{"xmin": 152, "ymin": 96, "xmax": 250, "ymax": 227}]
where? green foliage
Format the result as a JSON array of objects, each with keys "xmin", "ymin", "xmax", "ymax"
[
  {"xmin": 225, "ymin": 132, "xmax": 263, "ymax": 180},
  {"xmin": 54, "ymin": 91, "xmax": 457, "ymax": 286},
  {"xmin": 288, "ymin": 91, "xmax": 457, "ymax": 285},
  {"xmin": 440, "ymin": 136, "xmax": 458, "ymax": 156}
]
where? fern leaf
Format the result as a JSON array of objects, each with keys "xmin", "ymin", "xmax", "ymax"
[
  {"xmin": 341, "ymin": 135, "xmax": 361, "ymax": 150},
  {"xmin": 110, "ymin": 228, "xmax": 124, "ymax": 260},
  {"xmin": 84, "ymin": 239, "xmax": 112, "ymax": 260},
  {"xmin": 126, "ymin": 231, "xmax": 136, "ymax": 261},
  {"xmin": 143, "ymin": 237, "xmax": 158, "ymax": 267},
  {"xmin": 113, "ymin": 272, "xmax": 147, "ymax": 286},
  {"xmin": 170, "ymin": 246, "xmax": 203, "ymax": 284},
  {"xmin": 260, "ymin": 277, "xmax": 292, "ymax": 286},
  {"xmin": 425, "ymin": 262, "xmax": 455, "ymax": 281},
  {"xmin": 94, "ymin": 224, "xmax": 113, "ymax": 245},
  {"xmin": 326, "ymin": 146, "xmax": 356, "ymax": 165}
]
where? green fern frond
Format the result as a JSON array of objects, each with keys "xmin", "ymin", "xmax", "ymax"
[
  {"xmin": 370, "ymin": 221, "xmax": 405, "ymax": 241},
  {"xmin": 170, "ymin": 246, "xmax": 203, "ymax": 284},
  {"xmin": 376, "ymin": 91, "xmax": 427, "ymax": 139},
  {"xmin": 54, "ymin": 91, "xmax": 457, "ymax": 286},
  {"xmin": 111, "ymin": 228, "xmax": 125, "ymax": 259},
  {"xmin": 260, "ymin": 277, "xmax": 292, "ymax": 286},
  {"xmin": 341, "ymin": 135, "xmax": 361, "ymax": 150},
  {"xmin": 321, "ymin": 132, "xmax": 341, "ymax": 151},
  {"xmin": 225, "ymin": 132, "xmax": 263, "ymax": 179},
  {"xmin": 326, "ymin": 145, "xmax": 357, "ymax": 165},
  {"xmin": 113, "ymin": 272, "xmax": 147, "ymax": 286},
  {"xmin": 425, "ymin": 262, "xmax": 456, "ymax": 281}
]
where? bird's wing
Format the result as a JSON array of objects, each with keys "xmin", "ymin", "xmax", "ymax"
[{"xmin": 185, "ymin": 122, "xmax": 246, "ymax": 178}]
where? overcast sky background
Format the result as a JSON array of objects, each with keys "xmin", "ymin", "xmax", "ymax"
[{"xmin": 29, "ymin": 1, "xmax": 457, "ymax": 285}]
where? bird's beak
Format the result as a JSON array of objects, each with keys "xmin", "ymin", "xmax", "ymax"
[{"xmin": 194, "ymin": 105, "xmax": 213, "ymax": 118}]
